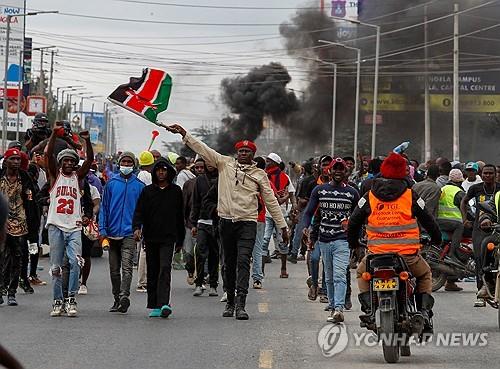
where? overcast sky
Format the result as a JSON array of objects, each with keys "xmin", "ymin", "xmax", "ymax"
[{"xmin": 24, "ymin": 0, "xmax": 313, "ymax": 153}]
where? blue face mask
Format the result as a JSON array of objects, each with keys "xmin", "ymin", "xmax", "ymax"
[{"xmin": 120, "ymin": 166, "xmax": 133, "ymax": 176}]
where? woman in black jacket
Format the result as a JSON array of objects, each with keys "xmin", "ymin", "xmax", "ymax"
[{"xmin": 133, "ymin": 158, "xmax": 185, "ymax": 318}]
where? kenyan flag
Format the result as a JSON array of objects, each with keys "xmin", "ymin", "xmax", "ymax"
[{"xmin": 108, "ymin": 68, "xmax": 172, "ymax": 123}]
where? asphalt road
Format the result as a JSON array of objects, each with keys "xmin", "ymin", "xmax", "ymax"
[{"xmin": 1, "ymin": 254, "xmax": 499, "ymax": 369}]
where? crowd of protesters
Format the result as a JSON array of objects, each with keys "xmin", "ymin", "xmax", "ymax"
[{"xmin": 1, "ymin": 114, "xmax": 499, "ymax": 325}]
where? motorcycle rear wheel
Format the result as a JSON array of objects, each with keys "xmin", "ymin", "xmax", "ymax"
[
  {"xmin": 380, "ymin": 310, "xmax": 400, "ymax": 363},
  {"xmin": 421, "ymin": 247, "xmax": 447, "ymax": 292}
]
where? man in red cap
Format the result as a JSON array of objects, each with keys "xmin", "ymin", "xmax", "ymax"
[
  {"xmin": 348, "ymin": 152, "xmax": 441, "ymax": 336},
  {"xmin": 0, "ymin": 148, "xmax": 40, "ymax": 306},
  {"xmin": 166, "ymin": 124, "xmax": 288, "ymax": 320}
]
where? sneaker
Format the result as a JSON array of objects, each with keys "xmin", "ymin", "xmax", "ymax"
[
  {"xmin": 117, "ymin": 296, "xmax": 130, "ymax": 313},
  {"xmin": 160, "ymin": 304, "xmax": 172, "ymax": 318},
  {"xmin": 263, "ymin": 255, "xmax": 272, "ymax": 264},
  {"xmin": 149, "ymin": 309, "xmax": 161, "ymax": 318},
  {"xmin": 235, "ymin": 306, "xmax": 249, "ymax": 320},
  {"xmin": 193, "ymin": 286, "xmax": 203, "ymax": 296},
  {"xmin": 186, "ymin": 273, "xmax": 195, "ymax": 285},
  {"xmin": 324, "ymin": 305, "xmax": 332, "ymax": 311},
  {"xmin": 209, "ymin": 287, "xmax": 218, "ymax": 297},
  {"xmin": 78, "ymin": 285, "xmax": 88, "ymax": 295},
  {"xmin": 297, "ymin": 254, "xmax": 306, "ymax": 261},
  {"xmin": 66, "ymin": 297, "xmax": 78, "ymax": 317},
  {"xmin": 222, "ymin": 303, "xmax": 235, "ymax": 317},
  {"xmin": 136, "ymin": 286, "xmax": 147, "ymax": 293},
  {"xmin": 287, "ymin": 255, "xmax": 297, "ymax": 264},
  {"xmin": 474, "ymin": 298, "xmax": 486, "ymax": 307},
  {"xmin": 29, "ymin": 276, "xmax": 47, "ymax": 286},
  {"xmin": 19, "ymin": 279, "xmax": 34, "ymax": 294},
  {"xmin": 319, "ymin": 295, "xmax": 329, "ymax": 304},
  {"xmin": 7, "ymin": 295, "xmax": 17, "ymax": 306},
  {"xmin": 109, "ymin": 299, "xmax": 120, "ymax": 312},
  {"xmin": 220, "ymin": 291, "xmax": 228, "ymax": 303},
  {"xmin": 253, "ymin": 280, "xmax": 262, "ymax": 289},
  {"xmin": 51, "ymin": 300, "xmax": 64, "ymax": 317},
  {"xmin": 327, "ymin": 310, "xmax": 344, "ymax": 323}
]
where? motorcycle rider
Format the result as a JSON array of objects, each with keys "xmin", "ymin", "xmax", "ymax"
[
  {"xmin": 436, "ymin": 169, "xmax": 466, "ymax": 291},
  {"xmin": 477, "ymin": 189, "xmax": 500, "ymax": 299},
  {"xmin": 348, "ymin": 152, "xmax": 441, "ymax": 336}
]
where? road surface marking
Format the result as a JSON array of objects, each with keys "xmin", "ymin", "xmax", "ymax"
[
  {"xmin": 258, "ymin": 303, "xmax": 269, "ymax": 313},
  {"xmin": 259, "ymin": 350, "xmax": 273, "ymax": 368}
]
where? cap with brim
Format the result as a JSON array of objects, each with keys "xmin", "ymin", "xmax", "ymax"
[
  {"xmin": 465, "ymin": 162, "xmax": 479, "ymax": 171},
  {"xmin": 267, "ymin": 152, "xmax": 282, "ymax": 165},
  {"xmin": 319, "ymin": 155, "xmax": 333, "ymax": 164}
]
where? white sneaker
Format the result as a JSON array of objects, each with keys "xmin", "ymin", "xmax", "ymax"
[
  {"xmin": 78, "ymin": 285, "xmax": 88, "ymax": 295},
  {"xmin": 474, "ymin": 298, "xmax": 486, "ymax": 307},
  {"xmin": 66, "ymin": 297, "xmax": 78, "ymax": 317},
  {"xmin": 220, "ymin": 291, "xmax": 228, "ymax": 303},
  {"xmin": 50, "ymin": 300, "xmax": 64, "ymax": 317}
]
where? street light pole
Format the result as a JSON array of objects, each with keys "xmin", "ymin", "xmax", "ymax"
[
  {"xmin": 326, "ymin": 16, "xmax": 380, "ymax": 157},
  {"xmin": 1, "ymin": 10, "xmax": 58, "ymax": 152},
  {"xmin": 318, "ymin": 40, "xmax": 361, "ymax": 160}
]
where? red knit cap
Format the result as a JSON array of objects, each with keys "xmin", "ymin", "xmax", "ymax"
[{"xmin": 380, "ymin": 152, "xmax": 407, "ymax": 179}]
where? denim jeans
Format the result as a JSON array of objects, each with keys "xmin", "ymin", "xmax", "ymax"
[
  {"xmin": 252, "ymin": 221, "xmax": 266, "ymax": 282},
  {"xmin": 318, "ymin": 239, "xmax": 350, "ymax": 310},
  {"xmin": 262, "ymin": 216, "xmax": 288, "ymax": 255},
  {"xmin": 290, "ymin": 210, "xmax": 307, "ymax": 257},
  {"xmin": 309, "ymin": 242, "xmax": 326, "ymax": 290},
  {"xmin": 48, "ymin": 225, "xmax": 82, "ymax": 300}
]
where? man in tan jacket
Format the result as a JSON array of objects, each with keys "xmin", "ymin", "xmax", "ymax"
[{"xmin": 166, "ymin": 124, "xmax": 288, "ymax": 320}]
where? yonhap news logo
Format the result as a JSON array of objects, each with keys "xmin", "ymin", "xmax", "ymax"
[
  {"xmin": 317, "ymin": 324, "xmax": 488, "ymax": 357},
  {"xmin": 317, "ymin": 323, "xmax": 349, "ymax": 357}
]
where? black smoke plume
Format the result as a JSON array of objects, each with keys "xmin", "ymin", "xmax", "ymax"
[{"xmin": 216, "ymin": 62, "xmax": 298, "ymax": 153}]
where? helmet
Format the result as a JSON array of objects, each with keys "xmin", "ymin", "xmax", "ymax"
[{"xmin": 33, "ymin": 113, "xmax": 49, "ymax": 129}]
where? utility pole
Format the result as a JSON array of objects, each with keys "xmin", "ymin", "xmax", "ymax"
[
  {"xmin": 39, "ymin": 49, "xmax": 44, "ymax": 95},
  {"xmin": 15, "ymin": 50, "xmax": 23, "ymax": 141},
  {"xmin": 424, "ymin": 5, "xmax": 431, "ymax": 162},
  {"xmin": 453, "ymin": 3, "xmax": 460, "ymax": 161},
  {"xmin": 49, "ymin": 50, "xmax": 55, "ymax": 104},
  {"xmin": 330, "ymin": 63, "xmax": 337, "ymax": 156}
]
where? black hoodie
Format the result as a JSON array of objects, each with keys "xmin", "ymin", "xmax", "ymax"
[
  {"xmin": 347, "ymin": 177, "xmax": 442, "ymax": 249},
  {"xmin": 133, "ymin": 158, "xmax": 185, "ymax": 246}
]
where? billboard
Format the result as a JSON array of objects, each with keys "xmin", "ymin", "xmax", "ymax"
[
  {"xmin": 0, "ymin": 1, "xmax": 25, "ymax": 98},
  {"xmin": 80, "ymin": 111, "xmax": 106, "ymax": 147},
  {"xmin": 321, "ymin": 0, "xmax": 360, "ymax": 40}
]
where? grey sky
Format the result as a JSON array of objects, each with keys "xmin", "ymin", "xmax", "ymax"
[{"xmin": 25, "ymin": 0, "xmax": 312, "ymax": 153}]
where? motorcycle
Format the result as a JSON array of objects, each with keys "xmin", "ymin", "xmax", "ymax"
[
  {"xmin": 361, "ymin": 253, "xmax": 426, "ymax": 363},
  {"xmin": 475, "ymin": 202, "xmax": 500, "ymax": 329},
  {"xmin": 421, "ymin": 233, "xmax": 475, "ymax": 292}
]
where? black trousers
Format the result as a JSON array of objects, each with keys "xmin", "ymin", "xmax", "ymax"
[
  {"xmin": 194, "ymin": 223, "xmax": 219, "ymax": 288},
  {"xmin": 0, "ymin": 235, "xmax": 23, "ymax": 296},
  {"xmin": 20, "ymin": 238, "xmax": 29, "ymax": 283},
  {"xmin": 219, "ymin": 219, "xmax": 256, "ymax": 298},
  {"xmin": 146, "ymin": 239, "xmax": 175, "ymax": 309}
]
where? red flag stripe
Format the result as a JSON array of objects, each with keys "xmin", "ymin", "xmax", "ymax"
[
  {"xmin": 125, "ymin": 96, "xmax": 147, "ymax": 115},
  {"xmin": 136, "ymin": 69, "xmax": 166, "ymax": 101}
]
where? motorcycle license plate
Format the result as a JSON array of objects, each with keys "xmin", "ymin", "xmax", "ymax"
[{"xmin": 373, "ymin": 278, "xmax": 399, "ymax": 291}]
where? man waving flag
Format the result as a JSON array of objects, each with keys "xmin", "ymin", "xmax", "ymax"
[{"xmin": 108, "ymin": 68, "xmax": 173, "ymax": 123}]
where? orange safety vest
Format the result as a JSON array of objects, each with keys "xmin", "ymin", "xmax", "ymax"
[{"xmin": 366, "ymin": 188, "xmax": 421, "ymax": 255}]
